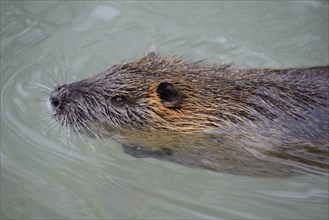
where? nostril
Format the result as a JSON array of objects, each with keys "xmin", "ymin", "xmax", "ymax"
[{"xmin": 50, "ymin": 97, "xmax": 60, "ymax": 108}]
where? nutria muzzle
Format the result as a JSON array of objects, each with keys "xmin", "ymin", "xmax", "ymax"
[
  {"xmin": 49, "ymin": 81, "xmax": 101, "ymax": 129},
  {"xmin": 50, "ymin": 82, "xmax": 92, "ymax": 106}
]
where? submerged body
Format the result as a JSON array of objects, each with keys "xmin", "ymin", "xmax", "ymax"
[{"xmin": 49, "ymin": 53, "xmax": 329, "ymax": 177}]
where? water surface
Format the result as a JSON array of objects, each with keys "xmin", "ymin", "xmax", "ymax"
[{"xmin": 1, "ymin": 1, "xmax": 328, "ymax": 219}]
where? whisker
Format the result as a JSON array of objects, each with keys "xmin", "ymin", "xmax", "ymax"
[
  {"xmin": 52, "ymin": 54, "xmax": 66, "ymax": 85},
  {"xmin": 35, "ymin": 83, "xmax": 52, "ymax": 91},
  {"xmin": 34, "ymin": 62, "xmax": 60, "ymax": 87},
  {"xmin": 59, "ymin": 49, "xmax": 70, "ymax": 83}
]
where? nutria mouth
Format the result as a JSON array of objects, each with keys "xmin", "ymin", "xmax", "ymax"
[{"xmin": 48, "ymin": 53, "xmax": 329, "ymax": 177}]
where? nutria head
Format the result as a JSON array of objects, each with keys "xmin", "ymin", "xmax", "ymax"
[
  {"xmin": 49, "ymin": 53, "xmax": 234, "ymax": 136},
  {"xmin": 49, "ymin": 52, "xmax": 329, "ymax": 139}
]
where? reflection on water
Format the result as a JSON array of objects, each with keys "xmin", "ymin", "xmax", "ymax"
[
  {"xmin": 1, "ymin": 1, "xmax": 328, "ymax": 219},
  {"xmin": 119, "ymin": 130, "xmax": 329, "ymax": 177}
]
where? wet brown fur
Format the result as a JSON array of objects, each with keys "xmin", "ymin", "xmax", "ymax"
[{"xmin": 49, "ymin": 53, "xmax": 329, "ymax": 177}]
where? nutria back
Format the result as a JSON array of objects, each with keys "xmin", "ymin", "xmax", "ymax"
[{"xmin": 48, "ymin": 53, "xmax": 329, "ymax": 177}]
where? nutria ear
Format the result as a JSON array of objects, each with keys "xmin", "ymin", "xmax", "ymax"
[{"xmin": 156, "ymin": 82, "xmax": 182, "ymax": 108}]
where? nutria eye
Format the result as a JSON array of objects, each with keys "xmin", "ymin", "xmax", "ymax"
[{"xmin": 111, "ymin": 96, "xmax": 126, "ymax": 106}]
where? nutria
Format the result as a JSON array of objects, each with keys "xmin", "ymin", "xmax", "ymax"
[{"xmin": 48, "ymin": 52, "xmax": 329, "ymax": 177}]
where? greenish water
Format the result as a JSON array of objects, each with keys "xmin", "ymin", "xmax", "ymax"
[{"xmin": 1, "ymin": 1, "xmax": 328, "ymax": 219}]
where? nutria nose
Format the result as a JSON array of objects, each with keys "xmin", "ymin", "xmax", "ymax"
[{"xmin": 50, "ymin": 96, "xmax": 60, "ymax": 108}]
